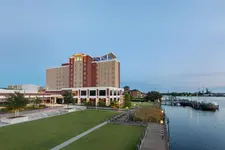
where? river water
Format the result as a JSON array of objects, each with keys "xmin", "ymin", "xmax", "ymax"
[{"xmin": 162, "ymin": 97, "xmax": 225, "ymax": 150}]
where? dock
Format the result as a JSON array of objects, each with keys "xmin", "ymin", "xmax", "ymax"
[
  {"xmin": 140, "ymin": 123, "xmax": 168, "ymax": 150},
  {"xmin": 161, "ymin": 99, "xmax": 219, "ymax": 111}
]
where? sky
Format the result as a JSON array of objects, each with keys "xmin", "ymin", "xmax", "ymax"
[{"xmin": 0, "ymin": 0, "xmax": 225, "ymax": 92}]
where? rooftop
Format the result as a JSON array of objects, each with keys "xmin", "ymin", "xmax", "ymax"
[{"xmin": 93, "ymin": 52, "xmax": 117, "ymax": 62}]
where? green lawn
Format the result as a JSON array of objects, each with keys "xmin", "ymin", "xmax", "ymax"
[
  {"xmin": 63, "ymin": 124, "xmax": 144, "ymax": 150},
  {"xmin": 0, "ymin": 110, "xmax": 118, "ymax": 150},
  {"xmin": 132, "ymin": 102, "xmax": 154, "ymax": 107}
]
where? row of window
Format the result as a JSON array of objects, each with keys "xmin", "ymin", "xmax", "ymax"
[
  {"xmin": 56, "ymin": 84, "xmax": 68, "ymax": 87},
  {"xmin": 73, "ymin": 90, "xmax": 120, "ymax": 96}
]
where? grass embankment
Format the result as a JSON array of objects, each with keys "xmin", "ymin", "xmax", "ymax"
[
  {"xmin": 63, "ymin": 124, "xmax": 144, "ymax": 150},
  {"xmin": 0, "ymin": 110, "xmax": 118, "ymax": 150},
  {"xmin": 134, "ymin": 105, "xmax": 164, "ymax": 123},
  {"xmin": 0, "ymin": 105, "xmax": 47, "ymax": 114},
  {"xmin": 132, "ymin": 102, "xmax": 154, "ymax": 107}
]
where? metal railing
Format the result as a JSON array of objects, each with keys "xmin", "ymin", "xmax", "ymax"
[{"xmin": 164, "ymin": 115, "xmax": 170, "ymax": 150}]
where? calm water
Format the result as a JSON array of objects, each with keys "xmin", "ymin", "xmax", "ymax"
[{"xmin": 163, "ymin": 97, "xmax": 225, "ymax": 150}]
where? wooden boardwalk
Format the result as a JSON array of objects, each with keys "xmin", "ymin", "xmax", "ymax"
[{"xmin": 141, "ymin": 123, "xmax": 166, "ymax": 150}]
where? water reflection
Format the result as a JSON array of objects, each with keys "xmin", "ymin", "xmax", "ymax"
[{"xmin": 163, "ymin": 97, "xmax": 225, "ymax": 150}]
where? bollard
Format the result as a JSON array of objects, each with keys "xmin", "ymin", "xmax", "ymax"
[{"xmin": 136, "ymin": 145, "xmax": 139, "ymax": 150}]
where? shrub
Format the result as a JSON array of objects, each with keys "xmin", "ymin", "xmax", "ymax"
[
  {"xmin": 39, "ymin": 104, "xmax": 47, "ymax": 108},
  {"xmin": 110, "ymin": 101, "xmax": 119, "ymax": 108},
  {"xmin": 134, "ymin": 107, "xmax": 164, "ymax": 123},
  {"xmin": 0, "ymin": 108, "xmax": 8, "ymax": 113},
  {"xmin": 85, "ymin": 102, "xmax": 95, "ymax": 106},
  {"xmin": 98, "ymin": 101, "xmax": 106, "ymax": 107}
]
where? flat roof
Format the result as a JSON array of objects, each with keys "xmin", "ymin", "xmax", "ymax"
[
  {"xmin": 93, "ymin": 52, "xmax": 117, "ymax": 62},
  {"xmin": 61, "ymin": 87, "xmax": 123, "ymax": 91}
]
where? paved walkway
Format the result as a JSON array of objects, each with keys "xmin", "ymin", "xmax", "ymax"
[
  {"xmin": 50, "ymin": 121, "xmax": 108, "ymax": 150},
  {"xmin": 141, "ymin": 123, "xmax": 166, "ymax": 150},
  {"xmin": 0, "ymin": 106, "xmax": 86, "ymax": 127}
]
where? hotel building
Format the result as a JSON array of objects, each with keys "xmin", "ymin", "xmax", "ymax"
[
  {"xmin": 0, "ymin": 53, "xmax": 123, "ymax": 106},
  {"xmin": 45, "ymin": 52, "xmax": 123, "ymax": 106},
  {"xmin": 46, "ymin": 52, "xmax": 120, "ymax": 90}
]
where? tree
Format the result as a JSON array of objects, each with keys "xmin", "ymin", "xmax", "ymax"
[
  {"xmin": 7, "ymin": 92, "xmax": 28, "ymax": 117},
  {"xmin": 123, "ymin": 92, "xmax": 131, "ymax": 108},
  {"xmin": 124, "ymin": 86, "xmax": 130, "ymax": 93},
  {"xmin": 62, "ymin": 91, "xmax": 74, "ymax": 108},
  {"xmin": 29, "ymin": 97, "xmax": 41, "ymax": 107},
  {"xmin": 124, "ymin": 86, "xmax": 130, "ymax": 89},
  {"xmin": 33, "ymin": 97, "xmax": 40, "ymax": 107},
  {"xmin": 145, "ymin": 91, "xmax": 162, "ymax": 102}
]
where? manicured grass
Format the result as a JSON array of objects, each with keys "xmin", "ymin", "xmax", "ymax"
[
  {"xmin": 0, "ymin": 110, "xmax": 118, "ymax": 150},
  {"xmin": 63, "ymin": 124, "xmax": 144, "ymax": 150},
  {"xmin": 132, "ymin": 102, "xmax": 154, "ymax": 107}
]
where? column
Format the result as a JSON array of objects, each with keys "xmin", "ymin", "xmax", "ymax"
[
  {"xmin": 78, "ymin": 98, "xmax": 81, "ymax": 105},
  {"xmin": 96, "ymin": 98, "xmax": 99, "ymax": 106},
  {"xmin": 96, "ymin": 89, "xmax": 99, "ymax": 106},
  {"xmin": 86, "ymin": 89, "xmax": 89, "ymax": 102},
  {"xmin": 116, "ymin": 90, "xmax": 118, "ymax": 100},
  {"xmin": 54, "ymin": 97, "xmax": 57, "ymax": 104},
  {"xmin": 78, "ymin": 89, "xmax": 81, "ymax": 104},
  {"xmin": 106, "ymin": 98, "xmax": 110, "ymax": 106},
  {"xmin": 106, "ymin": 88, "xmax": 110, "ymax": 106}
]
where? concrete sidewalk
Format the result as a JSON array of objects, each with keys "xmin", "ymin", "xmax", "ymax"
[
  {"xmin": 50, "ymin": 121, "xmax": 108, "ymax": 150},
  {"xmin": 0, "ymin": 106, "xmax": 86, "ymax": 127},
  {"xmin": 141, "ymin": 123, "xmax": 166, "ymax": 150}
]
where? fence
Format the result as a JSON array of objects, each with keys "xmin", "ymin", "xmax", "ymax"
[{"xmin": 164, "ymin": 116, "xmax": 170, "ymax": 150}]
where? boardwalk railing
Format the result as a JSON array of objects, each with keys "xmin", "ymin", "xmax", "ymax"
[{"xmin": 164, "ymin": 116, "xmax": 170, "ymax": 150}]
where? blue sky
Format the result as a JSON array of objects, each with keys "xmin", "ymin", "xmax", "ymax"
[{"xmin": 0, "ymin": 0, "xmax": 225, "ymax": 92}]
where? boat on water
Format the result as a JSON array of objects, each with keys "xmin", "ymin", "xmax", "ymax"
[
  {"xmin": 178, "ymin": 100, "xmax": 219, "ymax": 111},
  {"xmin": 211, "ymin": 102, "xmax": 220, "ymax": 109},
  {"xmin": 199, "ymin": 101, "xmax": 219, "ymax": 111}
]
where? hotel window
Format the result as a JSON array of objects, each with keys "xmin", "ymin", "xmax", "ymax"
[
  {"xmin": 99, "ymin": 90, "xmax": 106, "ymax": 96},
  {"xmin": 90, "ymin": 90, "xmax": 96, "ymax": 96},
  {"xmin": 114, "ymin": 91, "xmax": 117, "ymax": 95},
  {"xmin": 110, "ymin": 90, "xmax": 113, "ymax": 96},
  {"xmin": 81, "ymin": 91, "xmax": 87, "ymax": 96}
]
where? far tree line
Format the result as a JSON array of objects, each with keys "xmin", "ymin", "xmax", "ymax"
[{"xmin": 161, "ymin": 88, "xmax": 213, "ymax": 96}]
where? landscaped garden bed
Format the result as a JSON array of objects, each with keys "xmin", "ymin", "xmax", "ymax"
[
  {"xmin": 63, "ymin": 108, "xmax": 76, "ymax": 112},
  {"xmin": 1, "ymin": 116, "xmax": 28, "ymax": 124},
  {"xmin": 134, "ymin": 106, "xmax": 164, "ymax": 123}
]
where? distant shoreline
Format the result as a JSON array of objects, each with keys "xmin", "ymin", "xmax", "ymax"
[{"xmin": 162, "ymin": 95, "xmax": 225, "ymax": 97}]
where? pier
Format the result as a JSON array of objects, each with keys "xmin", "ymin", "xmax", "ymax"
[{"xmin": 161, "ymin": 98, "xmax": 219, "ymax": 111}]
